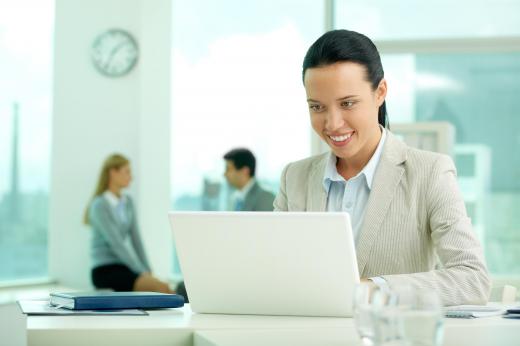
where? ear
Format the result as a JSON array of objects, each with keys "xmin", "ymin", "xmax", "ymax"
[
  {"xmin": 240, "ymin": 166, "xmax": 251, "ymax": 177},
  {"xmin": 375, "ymin": 79, "xmax": 387, "ymax": 107}
]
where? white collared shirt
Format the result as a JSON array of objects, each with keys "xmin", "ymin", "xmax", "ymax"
[
  {"xmin": 322, "ymin": 128, "xmax": 388, "ymax": 288},
  {"xmin": 322, "ymin": 128, "xmax": 387, "ymax": 242}
]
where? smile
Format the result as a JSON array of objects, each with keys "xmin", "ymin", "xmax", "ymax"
[{"xmin": 328, "ymin": 132, "xmax": 354, "ymax": 142}]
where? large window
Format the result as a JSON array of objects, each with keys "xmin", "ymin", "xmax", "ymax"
[
  {"xmin": 334, "ymin": 0, "xmax": 520, "ymax": 40},
  {"xmin": 0, "ymin": 0, "xmax": 54, "ymax": 282},
  {"xmin": 335, "ymin": 0, "xmax": 520, "ymax": 277},
  {"xmin": 170, "ymin": 0, "xmax": 324, "ymax": 277},
  {"xmin": 170, "ymin": 0, "xmax": 323, "ymax": 212}
]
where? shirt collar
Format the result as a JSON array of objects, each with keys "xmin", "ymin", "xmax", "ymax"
[
  {"xmin": 322, "ymin": 127, "xmax": 387, "ymax": 192},
  {"xmin": 234, "ymin": 178, "xmax": 256, "ymax": 200},
  {"xmin": 103, "ymin": 190, "xmax": 126, "ymax": 208}
]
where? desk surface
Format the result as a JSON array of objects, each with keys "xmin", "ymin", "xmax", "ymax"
[{"xmin": 26, "ymin": 304, "xmax": 519, "ymax": 346}]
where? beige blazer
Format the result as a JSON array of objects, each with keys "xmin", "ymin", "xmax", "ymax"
[{"xmin": 274, "ymin": 131, "xmax": 491, "ymax": 306}]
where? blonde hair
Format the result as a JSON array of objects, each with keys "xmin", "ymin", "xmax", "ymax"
[{"xmin": 84, "ymin": 153, "xmax": 130, "ymax": 224}]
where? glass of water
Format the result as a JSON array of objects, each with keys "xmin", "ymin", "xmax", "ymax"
[
  {"xmin": 353, "ymin": 283, "xmax": 392, "ymax": 346},
  {"xmin": 384, "ymin": 285, "xmax": 444, "ymax": 346}
]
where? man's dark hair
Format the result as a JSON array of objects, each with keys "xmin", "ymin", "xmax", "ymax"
[
  {"xmin": 223, "ymin": 148, "xmax": 256, "ymax": 177},
  {"xmin": 302, "ymin": 29, "xmax": 389, "ymax": 128}
]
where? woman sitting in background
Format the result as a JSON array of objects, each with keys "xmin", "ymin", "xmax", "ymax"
[{"xmin": 84, "ymin": 153, "xmax": 172, "ymax": 293}]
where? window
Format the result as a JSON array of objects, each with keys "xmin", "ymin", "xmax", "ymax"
[
  {"xmin": 170, "ymin": 0, "xmax": 324, "ymax": 212},
  {"xmin": 0, "ymin": 0, "xmax": 54, "ymax": 282},
  {"xmin": 335, "ymin": 0, "xmax": 520, "ymax": 277},
  {"xmin": 381, "ymin": 52, "xmax": 520, "ymax": 276},
  {"xmin": 170, "ymin": 0, "xmax": 324, "ymax": 276},
  {"xmin": 334, "ymin": 0, "xmax": 520, "ymax": 40}
]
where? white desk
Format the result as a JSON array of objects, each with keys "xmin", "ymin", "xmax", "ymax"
[{"xmin": 26, "ymin": 304, "xmax": 519, "ymax": 346}]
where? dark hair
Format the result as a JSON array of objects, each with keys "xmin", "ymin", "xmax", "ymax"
[
  {"xmin": 302, "ymin": 29, "xmax": 388, "ymax": 128},
  {"xmin": 223, "ymin": 148, "xmax": 256, "ymax": 177}
]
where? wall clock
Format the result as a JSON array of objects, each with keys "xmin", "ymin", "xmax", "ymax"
[{"xmin": 91, "ymin": 29, "xmax": 139, "ymax": 77}]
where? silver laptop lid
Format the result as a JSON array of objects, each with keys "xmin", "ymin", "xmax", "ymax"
[{"xmin": 169, "ymin": 212, "xmax": 360, "ymax": 317}]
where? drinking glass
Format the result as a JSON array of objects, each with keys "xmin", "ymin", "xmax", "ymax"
[
  {"xmin": 376, "ymin": 285, "xmax": 444, "ymax": 346},
  {"xmin": 353, "ymin": 283, "xmax": 392, "ymax": 346}
]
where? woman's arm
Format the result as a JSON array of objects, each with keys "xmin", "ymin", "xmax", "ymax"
[
  {"xmin": 127, "ymin": 199, "xmax": 151, "ymax": 272},
  {"xmin": 381, "ymin": 155, "xmax": 491, "ymax": 305}
]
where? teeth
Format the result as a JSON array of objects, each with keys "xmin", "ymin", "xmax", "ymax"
[{"xmin": 329, "ymin": 133, "xmax": 353, "ymax": 142}]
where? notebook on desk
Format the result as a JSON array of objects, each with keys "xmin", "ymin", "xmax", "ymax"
[
  {"xmin": 169, "ymin": 212, "xmax": 360, "ymax": 317},
  {"xmin": 49, "ymin": 291, "xmax": 185, "ymax": 310}
]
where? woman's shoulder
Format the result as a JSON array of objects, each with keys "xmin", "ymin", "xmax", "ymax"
[
  {"xmin": 399, "ymin": 145, "xmax": 456, "ymax": 182},
  {"xmin": 284, "ymin": 152, "xmax": 329, "ymax": 172},
  {"xmin": 405, "ymin": 146, "xmax": 454, "ymax": 170},
  {"xmin": 89, "ymin": 194, "xmax": 108, "ymax": 211}
]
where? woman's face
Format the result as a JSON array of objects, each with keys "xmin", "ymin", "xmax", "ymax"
[
  {"xmin": 304, "ymin": 62, "xmax": 386, "ymax": 163},
  {"xmin": 110, "ymin": 164, "xmax": 132, "ymax": 188}
]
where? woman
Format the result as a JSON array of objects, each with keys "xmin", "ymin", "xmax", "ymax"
[
  {"xmin": 274, "ymin": 30, "xmax": 490, "ymax": 306},
  {"xmin": 84, "ymin": 154, "xmax": 172, "ymax": 293}
]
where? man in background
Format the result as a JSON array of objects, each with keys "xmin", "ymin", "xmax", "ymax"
[{"xmin": 223, "ymin": 148, "xmax": 275, "ymax": 211}]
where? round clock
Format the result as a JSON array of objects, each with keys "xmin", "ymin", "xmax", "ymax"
[{"xmin": 91, "ymin": 29, "xmax": 139, "ymax": 77}]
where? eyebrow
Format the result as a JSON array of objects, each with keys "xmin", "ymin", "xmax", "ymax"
[{"xmin": 307, "ymin": 95, "xmax": 359, "ymax": 103}]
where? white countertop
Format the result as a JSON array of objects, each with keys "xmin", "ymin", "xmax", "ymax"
[{"xmin": 25, "ymin": 304, "xmax": 520, "ymax": 346}]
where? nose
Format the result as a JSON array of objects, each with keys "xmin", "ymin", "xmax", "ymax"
[{"xmin": 325, "ymin": 107, "xmax": 345, "ymax": 132}]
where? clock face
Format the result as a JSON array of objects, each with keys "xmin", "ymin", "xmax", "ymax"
[{"xmin": 91, "ymin": 29, "xmax": 139, "ymax": 77}]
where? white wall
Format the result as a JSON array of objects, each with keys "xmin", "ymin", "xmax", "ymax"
[{"xmin": 49, "ymin": 0, "xmax": 172, "ymax": 288}]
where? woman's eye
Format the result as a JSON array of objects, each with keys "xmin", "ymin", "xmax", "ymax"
[
  {"xmin": 341, "ymin": 101, "xmax": 355, "ymax": 108},
  {"xmin": 309, "ymin": 104, "xmax": 322, "ymax": 112}
]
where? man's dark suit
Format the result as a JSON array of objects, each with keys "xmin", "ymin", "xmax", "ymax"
[{"xmin": 241, "ymin": 181, "xmax": 275, "ymax": 211}]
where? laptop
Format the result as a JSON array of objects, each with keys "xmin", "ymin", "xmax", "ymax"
[{"xmin": 168, "ymin": 212, "xmax": 360, "ymax": 317}]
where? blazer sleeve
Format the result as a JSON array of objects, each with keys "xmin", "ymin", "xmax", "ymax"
[
  {"xmin": 128, "ymin": 198, "xmax": 152, "ymax": 272},
  {"xmin": 89, "ymin": 200, "xmax": 149, "ymax": 274},
  {"xmin": 273, "ymin": 164, "xmax": 290, "ymax": 211},
  {"xmin": 381, "ymin": 155, "xmax": 491, "ymax": 305}
]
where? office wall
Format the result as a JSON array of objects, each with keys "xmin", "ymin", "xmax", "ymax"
[{"xmin": 49, "ymin": 0, "xmax": 172, "ymax": 288}]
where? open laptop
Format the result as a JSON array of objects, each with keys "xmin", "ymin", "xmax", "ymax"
[{"xmin": 168, "ymin": 212, "xmax": 360, "ymax": 317}]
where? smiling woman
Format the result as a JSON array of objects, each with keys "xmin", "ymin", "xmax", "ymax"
[{"xmin": 274, "ymin": 30, "xmax": 491, "ymax": 306}]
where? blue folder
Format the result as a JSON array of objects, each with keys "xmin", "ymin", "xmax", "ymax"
[{"xmin": 49, "ymin": 291, "xmax": 185, "ymax": 310}]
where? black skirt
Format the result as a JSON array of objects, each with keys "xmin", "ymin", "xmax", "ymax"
[{"xmin": 91, "ymin": 264, "xmax": 139, "ymax": 291}]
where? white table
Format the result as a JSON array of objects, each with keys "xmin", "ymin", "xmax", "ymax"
[{"xmin": 26, "ymin": 304, "xmax": 519, "ymax": 346}]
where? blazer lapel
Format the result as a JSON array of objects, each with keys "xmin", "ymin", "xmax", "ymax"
[
  {"xmin": 307, "ymin": 153, "xmax": 329, "ymax": 211},
  {"xmin": 356, "ymin": 132, "xmax": 407, "ymax": 276}
]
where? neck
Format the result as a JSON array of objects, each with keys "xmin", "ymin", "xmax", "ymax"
[
  {"xmin": 107, "ymin": 184, "xmax": 122, "ymax": 197},
  {"xmin": 237, "ymin": 177, "xmax": 252, "ymax": 191},
  {"xmin": 337, "ymin": 127, "xmax": 382, "ymax": 180}
]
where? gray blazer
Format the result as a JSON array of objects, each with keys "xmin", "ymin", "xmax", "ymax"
[
  {"xmin": 243, "ymin": 181, "xmax": 276, "ymax": 211},
  {"xmin": 274, "ymin": 131, "xmax": 491, "ymax": 306},
  {"xmin": 89, "ymin": 195, "xmax": 151, "ymax": 274}
]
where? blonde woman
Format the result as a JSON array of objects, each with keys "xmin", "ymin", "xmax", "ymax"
[{"xmin": 85, "ymin": 154, "xmax": 172, "ymax": 293}]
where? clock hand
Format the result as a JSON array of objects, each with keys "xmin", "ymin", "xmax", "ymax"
[{"xmin": 103, "ymin": 41, "xmax": 131, "ymax": 71}]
